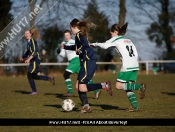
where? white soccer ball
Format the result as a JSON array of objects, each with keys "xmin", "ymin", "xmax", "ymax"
[{"xmin": 62, "ymin": 99, "xmax": 75, "ymax": 112}]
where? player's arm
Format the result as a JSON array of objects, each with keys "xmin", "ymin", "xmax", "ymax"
[
  {"xmin": 21, "ymin": 50, "xmax": 29, "ymax": 59},
  {"xmin": 91, "ymin": 41, "xmax": 115, "ymax": 49},
  {"xmin": 57, "ymin": 42, "xmax": 64, "ymax": 54},
  {"xmin": 76, "ymin": 34, "xmax": 89, "ymax": 55},
  {"xmin": 58, "ymin": 48, "xmax": 66, "ymax": 58},
  {"xmin": 25, "ymin": 39, "xmax": 37, "ymax": 63},
  {"xmin": 20, "ymin": 46, "xmax": 29, "ymax": 61},
  {"xmin": 30, "ymin": 38, "xmax": 37, "ymax": 58},
  {"xmin": 63, "ymin": 45, "xmax": 76, "ymax": 51}
]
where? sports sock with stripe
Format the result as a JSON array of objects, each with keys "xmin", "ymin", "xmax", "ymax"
[
  {"xmin": 126, "ymin": 91, "xmax": 139, "ymax": 109},
  {"xmin": 124, "ymin": 83, "xmax": 141, "ymax": 90},
  {"xmin": 65, "ymin": 78, "xmax": 73, "ymax": 94}
]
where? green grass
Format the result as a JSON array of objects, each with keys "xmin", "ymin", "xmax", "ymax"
[{"xmin": 0, "ymin": 72, "xmax": 175, "ymax": 132}]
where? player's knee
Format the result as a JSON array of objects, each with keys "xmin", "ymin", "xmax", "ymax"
[
  {"xmin": 63, "ymin": 71, "xmax": 71, "ymax": 80},
  {"xmin": 79, "ymin": 88, "xmax": 86, "ymax": 92},
  {"xmin": 78, "ymin": 85, "xmax": 87, "ymax": 92},
  {"xmin": 116, "ymin": 86, "xmax": 120, "ymax": 90},
  {"xmin": 115, "ymin": 83, "xmax": 123, "ymax": 90},
  {"xmin": 75, "ymin": 84, "xmax": 78, "ymax": 90}
]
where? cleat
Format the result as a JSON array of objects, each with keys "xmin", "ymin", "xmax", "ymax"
[
  {"xmin": 139, "ymin": 83, "xmax": 146, "ymax": 99},
  {"xmin": 78, "ymin": 105, "xmax": 92, "ymax": 114},
  {"xmin": 29, "ymin": 92, "xmax": 38, "ymax": 95},
  {"xmin": 50, "ymin": 76, "xmax": 55, "ymax": 85},
  {"xmin": 95, "ymin": 90, "xmax": 101, "ymax": 99},
  {"xmin": 125, "ymin": 107, "xmax": 139, "ymax": 112},
  {"xmin": 104, "ymin": 81, "xmax": 113, "ymax": 96},
  {"xmin": 63, "ymin": 92, "xmax": 74, "ymax": 97}
]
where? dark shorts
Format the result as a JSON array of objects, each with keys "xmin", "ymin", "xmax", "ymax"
[
  {"xmin": 78, "ymin": 60, "xmax": 96, "ymax": 84},
  {"xmin": 28, "ymin": 59, "xmax": 40, "ymax": 73}
]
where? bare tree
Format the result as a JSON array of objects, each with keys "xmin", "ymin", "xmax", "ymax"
[
  {"xmin": 133, "ymin": 0, "xmax": 175, "ymax": 59},
  {"xmin": 118, "ymin": 0, "xmax": 126, "ymax": 26},
  {"xmin": 28, "ymin": 0, "xmax": 45, "ymax": 29}
]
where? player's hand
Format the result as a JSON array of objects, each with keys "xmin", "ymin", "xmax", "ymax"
[
  {"xmin": 61, "ymin": 43, "xmax": 64, "ymax": 49},
  {"xmin": 76, "ymin": 49, "xmax": 82, "ymax": 55},
  {"xmin": 25, "ymin": 56, "xmax": 33, "ymax": 64},
  {"xmin": 25, "ymin": 59, "xmax": 30, "ymax": 64},
  {"xmin": 57, "ymin": 48, "xmax": 61, "ymax": 54},
  {"xmin": 90, "ymin": 43, "xmax": 95, "ymax": 47},
  {"xmin": 20, "ymin": 57, "xmax": 24, "ymax": 61}
]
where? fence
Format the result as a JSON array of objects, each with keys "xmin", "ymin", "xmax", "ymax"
[{"xmin": 0, "ymin": 60, "xmax": 175, "ymax": 76}]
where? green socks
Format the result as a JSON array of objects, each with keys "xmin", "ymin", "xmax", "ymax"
[
  {"xmin": 125, "ymin": 83, "xmax": 141, "ymax": 90},
  {"xmin": 65, "ymin": 79, "xmax": 73, "ymax": 94},
  {"xmin": 126, "ymin": 92, "xmax": 139, "ymax": 109}
]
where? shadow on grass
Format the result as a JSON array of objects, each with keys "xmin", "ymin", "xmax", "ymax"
[
  {"xmin": 161, "ymin": 92, "xmax": 175, "ymax": 96},
  {"xmin": 43, "ymin": 104, "xmax": 79, "ymax": 111},
  {"xmin": 89, "ymin": 103, "xmax": 125, "ymax": 111},
  {"xmin": 14, "ymin": 90, "xmax": 31, "ymax": 94},
  {"xmin": 44, "ymin": 93, "xmax": 78, "ymax": 99}
]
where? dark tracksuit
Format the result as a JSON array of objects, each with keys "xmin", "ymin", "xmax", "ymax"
[{"xmin": 22, "ymin": 38, "xmax": 50, "ymax": 92}]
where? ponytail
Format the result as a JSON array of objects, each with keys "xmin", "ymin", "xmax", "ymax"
[
  {"xmin": 119, "ymin": 22, "xmax": 128, "ymax": 35},
  {"xmin": 70, "ymin": 18, "xmax": 96, "ymax": 40},
  {"xmin": 29, "ymin": 28, "xmax": 41, "ymax": 39},
  {"xmin": 110, "ymin": 22, "xmax": 128, "ymax": 36}
]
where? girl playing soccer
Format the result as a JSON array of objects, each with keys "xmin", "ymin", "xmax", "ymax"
[
  {"xmin": 63, "ymin": 19, "xmax": 113, "ymax": 113},
  {"xmin": 91, "ymin": 23, "xmax": 146, "ymax": 112},
  {"xmin": 20, "ymin": 29, "xmax": 55, "ymax": 95},
  {"xmin": 58, "ymin": 30, "xmax": 101, "ymax": 98}
]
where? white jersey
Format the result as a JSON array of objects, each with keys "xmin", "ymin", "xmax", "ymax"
[
  {"xmin": 59, "ymin": 39, "xmax": 78, "ymax": 61},
  {"xmin": 93, "ymin": 36, "xmax": 139, "ymax": 72}
]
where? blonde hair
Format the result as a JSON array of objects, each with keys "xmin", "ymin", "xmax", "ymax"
[{"xmin": 26, "ymin": 28, "xmax": 41, "ymax": 39}]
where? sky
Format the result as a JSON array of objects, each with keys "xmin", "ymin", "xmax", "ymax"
[{"xmin": 8, "ymin": 0, "xmax": 173, "ymax": 61}]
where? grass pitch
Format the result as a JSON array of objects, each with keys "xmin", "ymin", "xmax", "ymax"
[{"xmin": 0, "ymin": 72, "xmax": 175, "ymax": 132}]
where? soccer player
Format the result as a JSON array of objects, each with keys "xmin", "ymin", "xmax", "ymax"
[
  {"xmin": 58, "ymin": 30, "xmax": 101, "ymax": 98},
  {"xmin": 62, "ymin": 19, "xmax": 113, "ymax": 113},
  {"xmin": 91, "ymin": 22, "xmax": 146, "ymax": 112},
  {"xmin": 20, "ymin": 29, "xmax": 55, "ymax": 95}
]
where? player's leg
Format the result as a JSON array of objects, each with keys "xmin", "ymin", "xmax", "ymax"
[
  {"xmin": 116, "ymin": 71, "xmax": 146, "ymax": 99},
  {"xmin": 78, "ymin": 60, "xmax": 113, "ymax": 96},
  {"xmin": 77, "ymin": 60, "xmax": 112, "ymax": 113},
  {"xmin": 88, "ymin": 80, "xmax": 101, "ymax": 99},
  {"xmin": 75, "ymin": 80, "xmax": 91, "ymax": 113},
  {"xmin": 116, "ymin": 80, "xmax": 139, "ymax": 111},
  {"xmin": 63, "ymin": 70, "xmax": 73, "ymax": 96},
  {"xmin": 116, "ymin": 71, "xmax": 145, "ymax": 112},
  {"xmin": 27, "ymin": 61, "xmax": 38, "ymax": 95},
  {"xmin": 63, "ymin": 57, "xmax": 80, "ymax": 96},
  {"xmin": 76, "ymin": 60, "xmax": 94, "ymax": 113},
  {"xmin": 30, "ymin": 60, "xmax": 55, "ymax": 85}
]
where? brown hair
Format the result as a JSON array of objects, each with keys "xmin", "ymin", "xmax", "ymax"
[
  {"xmin": 70, "ymin": 18, "xmax": 96, "ymax": 40},
  {"xmin": 26, "ymin": 28, "xmax": 41, "ymax": 39},
  {"xmin": 64, "ymin": 30, "xmax": 72, "ymax": 35},
  {"xmin": 110, "ymin": 22, "xmax": 128, "ymax": 36}
]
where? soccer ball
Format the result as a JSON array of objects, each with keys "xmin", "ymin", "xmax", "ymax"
[{"xmin": 62, "ymin": 99, "xmax": 75, "ymax": 112}]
